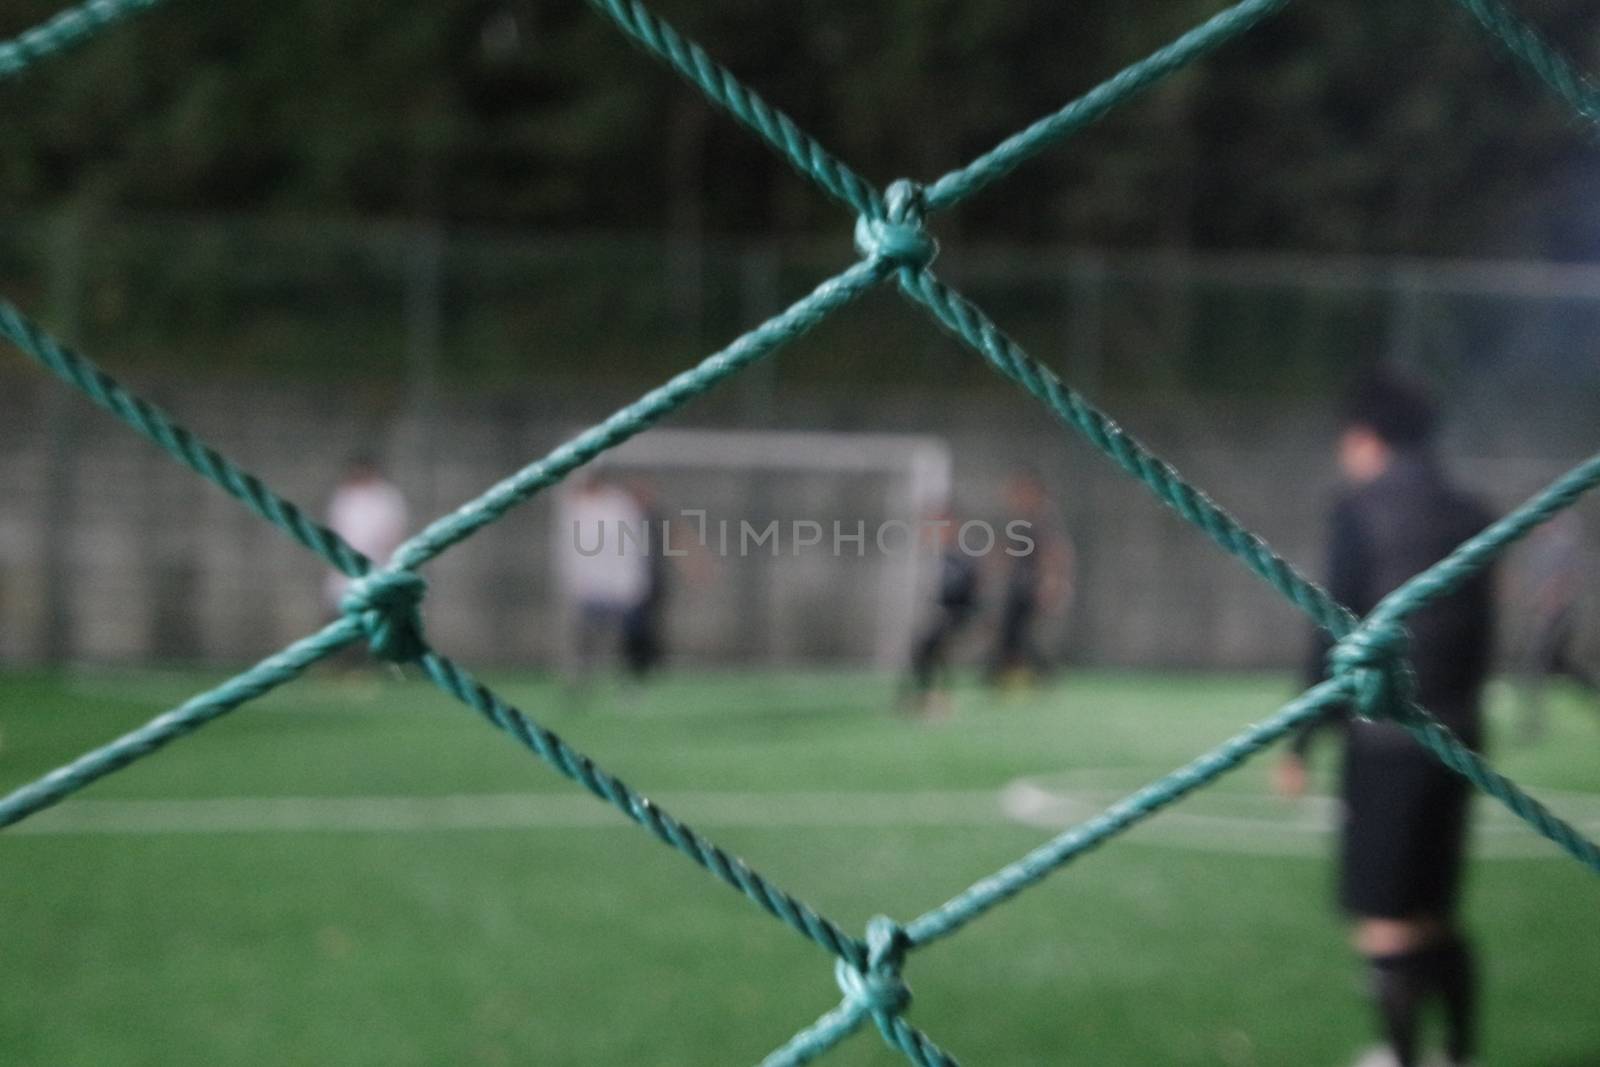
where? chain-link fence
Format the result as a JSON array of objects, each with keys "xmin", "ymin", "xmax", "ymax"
[{"xmin": 3, "ymin": 214, "xmax": 1595, "ymax": 669}]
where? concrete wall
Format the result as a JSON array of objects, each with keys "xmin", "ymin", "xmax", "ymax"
[{"xmin": 2, "ymin": 375, "xmax": 1593, "ymax": 672}]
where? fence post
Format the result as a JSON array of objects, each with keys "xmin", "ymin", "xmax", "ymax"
[
  {"xmin": 738, "ymin": 240, "xmax": 782, "ymax": 662},
  {"xmin": 1387, "ymin": 262, "xmax": 1425, "ymax": 369},
  {"xmin": 1066, "ymin": 250, "xmax": 1106, "ymax": 397},
  {"xmin": 39, "ymin": 206, "xmax": 86, "ymax": 663},
  {"xmin": 738, "ymin": 241, "xmax": 781, "ymax": 424},
  {"xmin": 402, "ymin": 221, "xmax": 445, "ymax": 508}
]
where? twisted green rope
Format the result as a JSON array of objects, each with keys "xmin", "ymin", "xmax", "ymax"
[
  {"xmin": 765, "ymin": 914, "xmax": 958, "ymax": 1067},
  {"xmin": 892, "ymin": 265, "xmax": 1354, "ymax": 639},
  {"xmin": 0, "ymin": 0, "xmax": 167, "ymax": 81},
  {"xmin": 411, "ymin": 647, "xmax": 870, "ymax": 970},
  {"xmin": 853, "ymin": 1011, "xmax": 955, "ymax": 1067},
  {"xmin": 8, "ymin": 1, "xmax": 1600, "ymax": 1065},
  {"xmin": 392, "ymin": 257, "xmax": 887, "ymax": 570},
  {"xmin": 1351, "ymin": 454, "xmax": 1600, "ymax": 872},
  {"xmin": 922, "ymin": 0, "xmax": 1293, "ymax": 213},
  {"xmin": 1450, "ymin": 0, "xmax": 1600, "ymax": 125},
  {"xmin": 763, "ymin": 998, "xmax": 874, "ymax": 1067},
  {"xmin": 905, "ymin": 678, "xmax": 1346, "ymax": 947},
  {"xmin": 0, "ymin": 618, "xmax": 359, "ymax": 829},
  {"xmin": 582, "ymin": 0, "xmax": 883, "ymax": 219},
  {"xmin": 0, "ymin": 255, "xmax": 881, "ymax": 820},
  {"xmin": 1401, "ymin": 712, "xmax": 1600, "ymax": 870},
  {"xmin": 892, "ymin": 257, "xmax": 1600, "ymax": 878},
  {"xmin": 1368, "ymin": 453, "xmax": 1600, "ymax": 628},
  {"xmin": 2, "ymin": 261, "xmax": 887, "ymax": 963},
  {"xmin": 0, "ymin": 301, "xmax": 372, "ymax": 578}
]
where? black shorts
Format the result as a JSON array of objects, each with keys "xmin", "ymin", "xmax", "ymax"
[{"xmin": 1338, "ymin": 718, "xmax": 1475, "ymax": 919}]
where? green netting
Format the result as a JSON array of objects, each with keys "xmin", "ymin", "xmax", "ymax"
[{"xmin": 4, "ymin": 1, "xmax": 1600, "ymax": 1064}]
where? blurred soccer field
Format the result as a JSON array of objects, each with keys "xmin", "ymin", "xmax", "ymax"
[{"xmin": 2, "ymin": 669, "xmax": 1597, "ymax": 1066}]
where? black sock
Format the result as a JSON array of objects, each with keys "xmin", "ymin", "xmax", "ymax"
[
  {"xmin": 1425, "ymin": 935, "xmax": 1478, "ymax": 1065},
  {"xmin": 1369, "ymin": 951, "xmax": 1428, "ymax": 1067}
]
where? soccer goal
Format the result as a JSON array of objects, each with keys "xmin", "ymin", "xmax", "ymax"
[{"xmin": 553, "ymin": 428, "xmax": 952, "ymax": 670}]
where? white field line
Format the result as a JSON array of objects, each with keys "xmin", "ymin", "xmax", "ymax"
[
  {"xmin": 7, "ymin": 779, "xmax": 1597, "ymax": 860},
  {"xmin": 7, "ymin": 790, "xmax": 1003, "ymax": 835},
  {"xmin": 1000, "ymin": 778, "xmax": 1600, "ymax": 860}
]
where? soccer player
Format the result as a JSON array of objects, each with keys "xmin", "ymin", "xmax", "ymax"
[
  {"xmin": 904, "ymin": 508, "xmax": 981, "ymax": 716},
  {"xmin": 324, "ymin": 454, "xmax": 410, "ymax": 611},
  {"xmin": 1275, "ymin": 375, "xmax": 1494, "ymax": 1067},
  {"xmin": 986, "ymin": 469, "xmax": 1073, "ymax": 688},
  {"xmin": 558, "ymin": 471, "xmax": 650, "ymax": 691},
  {"xmin": 620, "ymin": 479, "xmax": 672, "ymax": 680}
]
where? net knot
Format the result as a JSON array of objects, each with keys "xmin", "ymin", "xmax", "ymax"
[
  {"xmin": 834, "ymin": 915, "xmax": 911, "ymax": 1022},
  {"xmin": 1328, "ymin": 619, "xmax": 1417, "ymax": 722},
  {"xmin": 854, "ymin": 180, "xmax": 936, "ymax": 271},
  {"xmin": 340, "ymin": 568, "xmax": 428, "ymax": 663}
]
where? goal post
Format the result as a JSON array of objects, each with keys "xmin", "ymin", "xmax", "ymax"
[{"xmin": 551, "ymin": 428, "xmax": 952, "ymax": 670}]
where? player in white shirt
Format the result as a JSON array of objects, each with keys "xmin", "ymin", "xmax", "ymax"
[
  {"xmin": 324, "ymin": 455, "xmax": 410, "ymax": 613},
  {"xmin": 559, "ymin": 471, "xmax": 650, "ymax": 688}
]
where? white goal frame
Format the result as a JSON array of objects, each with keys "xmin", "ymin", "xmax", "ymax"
[{"xmin": 551, "ymin": 428, "xmax": 953, "ymax": 669}]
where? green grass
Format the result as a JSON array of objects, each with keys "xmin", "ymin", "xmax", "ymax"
[{"xmin": 2, "ymin": 668, "xmax": 1598, "ymax": 1066}]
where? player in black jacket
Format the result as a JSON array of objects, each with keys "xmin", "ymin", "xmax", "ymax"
[
  {"xmin": 1275, "ymin": 375, "xmax": 1494, "ymax": 1067},
  {"xmin": 905, "ymin": 511, "xmax": 980, "ymax": 716}
]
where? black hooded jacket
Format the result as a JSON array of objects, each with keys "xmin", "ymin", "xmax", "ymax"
[{"xmin": 1294, "ymin": 451, "xmax": 1496, "ymax": 755}]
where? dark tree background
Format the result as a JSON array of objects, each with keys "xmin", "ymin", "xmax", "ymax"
[{"xmin": 4, "ymin": 0, "xmax": 1600, "ymax": 257}]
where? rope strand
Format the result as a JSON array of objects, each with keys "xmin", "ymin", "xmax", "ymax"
[
  {"xmin": 0, "ymin": 0, "xmax": 167, "ymax": 81},
  {"xmin": 6, "ymin": 1, "xmax": 1600, "ymax": 1064}
]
